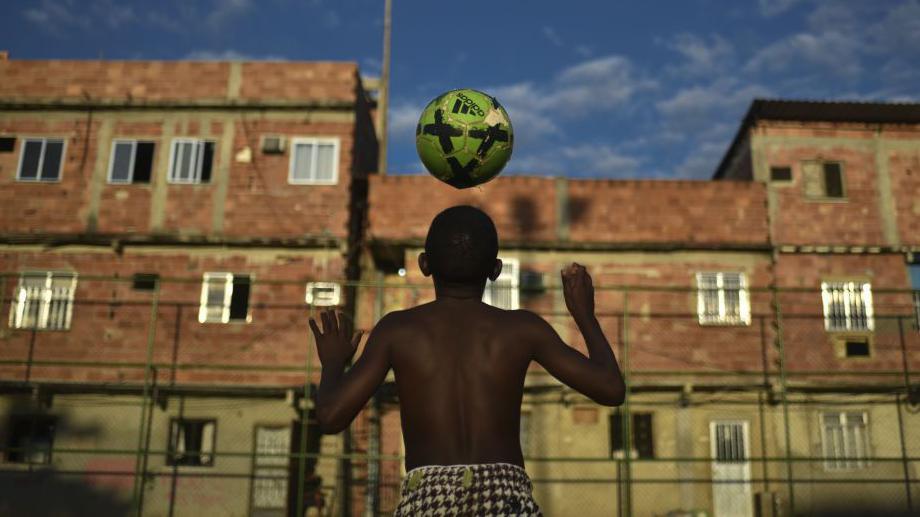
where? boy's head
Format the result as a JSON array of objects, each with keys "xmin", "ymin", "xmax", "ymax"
[{"xmin": 420, "ymin": 205, "xmax": 501, "ymax": 284}]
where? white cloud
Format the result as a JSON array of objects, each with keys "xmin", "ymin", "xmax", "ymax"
[
  {"xmin": 388, "ymin": 102, "xmax": 423, "ymax": 143},
  {"xmin": 674, "ymin": 141, "xmax": 727, "ymax": 179},
  {"xmin": 560, "ymin": 144, "xmax": 641, "ymax": 177},
  {"xmin": 206, "ymin": 0, "xmax": 253, "ymax": 30},
  {"xmin": 183, "ymin": 50, "xmax": 287, "ymax": 61},
  {"xmin": 665, "ymin": 33, "xmax": 734, "ymax": 77},
  {"xmin": 23, "ymin": 0, "xmax": 90, "ymax": 31},
  {"xmin": 542, "ymin": 26, "xmax": 564, "ymax": 47},
  {"xmin": 745, "ymin": 31, "xmax": 863, "ymax": 78},
  {"xmin": 758, "ymin": 0, "xmax": 807, "ymax": 17}
]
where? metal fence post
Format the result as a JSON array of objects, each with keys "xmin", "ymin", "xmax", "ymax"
[
  {"xmin": 896, "ymin": 317, "xmax": 914, "ymax": 512},
  {"xmin": 621, "ymin": 289, "xmax": 632, "ymax": 517},
  {"xmin": 132, "ymin": 277, "xmax": 160, "ymax": 516},
  {"xmin": 296, "ymin": 304, "xmax": 315, "ymax": 516},
  {"xmin": 770, "ymin": 286, "xmax": 795, "ymax": 513}
]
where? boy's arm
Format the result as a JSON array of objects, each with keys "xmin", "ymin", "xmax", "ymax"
[
  {"xmin": 531, "ymin": 263, "xmax": 626, "ymax": 406},
  {"xmin": 309, "ymin": 310, "xmax": 392, "ymax": 433}
]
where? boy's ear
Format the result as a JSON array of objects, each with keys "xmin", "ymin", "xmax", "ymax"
[
  {"xmin": 488, "ymin": 258, "xmax": 503, "ymax": 282},
  {"xmin": 418, "ymin": 252, "xmax": 432, "ymax": 277}
]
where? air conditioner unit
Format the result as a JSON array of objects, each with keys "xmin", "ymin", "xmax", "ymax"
[
  {"xmin": 261, "ymin": 135, "xmax": 286, "ymax": 154},
  {"xmin": 306, "ymin": 282, "xmax": 341, "ymax": 307}
]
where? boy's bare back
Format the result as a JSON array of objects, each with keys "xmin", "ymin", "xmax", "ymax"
[{"xmin": 310, "ymin": 264, "xmax": 625, "ymax": 470}]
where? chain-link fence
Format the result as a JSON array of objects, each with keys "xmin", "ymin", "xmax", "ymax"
[{"xmin": 0, "ymin": 273, "xmax": 918, "ymax": 516}]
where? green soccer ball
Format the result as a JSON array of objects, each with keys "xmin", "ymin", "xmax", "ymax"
[{"xmin": 415, "ymin": 89, "xmax": 514, "ymax": 189}]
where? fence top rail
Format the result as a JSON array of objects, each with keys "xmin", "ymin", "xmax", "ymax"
[{"xmin": 1, "ymin": 272, "xmax": 918, "ymax": 295}]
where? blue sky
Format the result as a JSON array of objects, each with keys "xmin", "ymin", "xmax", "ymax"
[{"xmin": 3, "ymin": 0, "xmax": 919, "ymax": 179}]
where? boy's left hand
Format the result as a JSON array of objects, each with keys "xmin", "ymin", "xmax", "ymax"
[{"xmin": 309, "ymin": 310, "xmax": 363, "ymax": 367}]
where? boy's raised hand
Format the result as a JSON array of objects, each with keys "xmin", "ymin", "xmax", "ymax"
[
  {"xmin": 561, "ymin": 263, "xmax": 595, "ymax": 320},
  {"xmin": 309, "ymin": 310, "xmax": 364, "ymax": 367}
]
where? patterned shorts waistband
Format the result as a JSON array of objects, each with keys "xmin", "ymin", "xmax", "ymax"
[{"xmin": 400, "ymin": 463, "xmax": 533, "ymax": 496}]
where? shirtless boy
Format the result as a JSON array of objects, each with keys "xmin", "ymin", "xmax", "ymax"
[{"xmin": 310, "ymin": 205, "xmax": 626, "ymax": 515}]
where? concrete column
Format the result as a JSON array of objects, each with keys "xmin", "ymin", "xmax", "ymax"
[{"xmin": 85, "ymin": 116, "xmax": 114, "ymax": 232}]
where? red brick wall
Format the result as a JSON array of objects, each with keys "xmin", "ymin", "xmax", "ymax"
[
  {"xmin": 758, "ymin": 124, "xmax": 887, "ymax": 245},
  {"xmin": 774, "ymin": 253, "xmax": 918, "ymax": 376},
  {"xmin": 566, "ymin": 179, "xmax": 768, "ymax": 245},
  {"xmin": 368, "ymin": 176, "xmax": 769, "ymax": 246},
  {"xmin": 222, "ymin": 119, "xmax": 356, "ymax": 239},
  {"xmin": 0, "ymin": 116, "xmax": 97, "ymax": 234},
  {"xmin": 0, "ymin": 248, "xmax": 352, "ymax": 386},
  {"xmin": 889, "ymin": 147, "xmax": 920, "ymax": 246},
  {"xmin": 0, "ymin": 60, "xmax": 357, "ymax": 104}
]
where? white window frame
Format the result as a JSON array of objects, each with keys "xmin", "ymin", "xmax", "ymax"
[
  {"xmin": 288, "ymin": 137, "xmax": 340, "ymax": 185},
  {"xmin": 696, "ymin": 272, "xmax": 751, "ymax": 326},
  {"xmin": 821, "ymin": 281, "xmax": 874, "ymax": 332},
  {"xmin": 107, "ymin": 139, "xmax": 154, "ymax": 184},
  {"xmin": 251, "ymin": 425, "xmax": 291, "ymax": 511},
  {"xmin": 198, "ymin": 272, "xmax": 251, "ymax": 323},
  {"xmin": 168, "ymin": 138, "xmax": 213, "ymax": 184},
  {"xmin": 9, "ymin": 271, "xmax": 77, "ymax": 330},
  {"xmin": 16, "ymin": 137, "xmax": 66, "ymax": 182},
  {"xmin": 483, "ymin": 257, "xmax": 519, "ymax": 310},
  {"xmin": 306, "ymin": 282, "xmax": 342, "ymax": 307},
  {"xmin": 821, "ymin": 412, "xmax": 870, "ymax": 471}
]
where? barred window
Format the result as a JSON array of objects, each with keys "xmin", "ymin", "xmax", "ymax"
[
  {"xmin": 610, "ymin": 411, "xmax": 654, "ymax": 459},
  {"xmin": 822, "ymin": 412, "xmax": 869, "ymax": 470},
  {"xmin": 9, "ymin": 272, "xmax": 77, "ymax": 330},
  {"xmin": 198, "ymin": 273, "xmax": 251, "ymax": 323},
  {"xmin": 696, "ymin": 272, "xmax": 750, "ymax": 325},
  {"xmin": 821, "ymin": 281, "xmax": 873, "ymax": 332},
  {"xmin": 909, "ymin": 264, "xmax": 920, "ymax": 330},
  {"xmin": 251, "ymin": 426, "xmax": 290, "ymax": 511},
  {"xmin": 483, "ymin": 257, "xmax": 519, "ymax": 310}
]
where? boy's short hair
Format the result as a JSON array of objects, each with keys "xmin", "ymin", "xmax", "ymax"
[{"xmin": 425, "ymin": 205, "xmax": 498, "ymax": 283}]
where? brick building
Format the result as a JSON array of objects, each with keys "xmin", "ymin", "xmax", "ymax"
[
  {"xmin": 363, "ymin": 100, "xmax": 920, "ymax": 516},
  {"xmin": 1, "ymin": 51, "xmax": 919, "ymax": 517},
  {"xmin": 0, "ymin": 55, "xmax": 378, "ymax": 516}
]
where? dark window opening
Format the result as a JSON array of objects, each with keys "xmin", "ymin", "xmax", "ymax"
[
  {"xmin": 19, "ymin": 140, "xmax": 42, "ymax": 179},
  {"xmin": 823, "ymin": 163, "xmax": 844, "ymax": 198},
  {"xmin": 40, "ymin": 141, "xmax": 64, "ymax": 180},
  {"xmin": 200, "ymin": 142, "xmax": 215, "ymax": 183},
  {"xmin": 167, "ymin": 418, "xmax": 216, "ymax": 467},
  {"xmin": 133, "ymin": 142, "xmax": 155, "ymax": 183},
  {"xmin": 0, "ymin": 137, "xmax": 15, "ymax": 152},
  {"xmin": 845, "ymin": 338, "xmax": 870, "ymax": 357},
  {"xmin": 228, "ymin": 275, "xmax": 250, "ymax": 321},
  {"xmin": 6, "ymin": 415, "xmax": 56, "ymax": 464},
  {"xmin": 132, "ymin": 273, "xmax": 159, "ymax": 291},
  {"xmin": 770, "ymin": 166, "xmax": 792, "ymax": 182},
  {"xmin": 610, "ymin": 411, "xmax": 654, "ymax": 459}
]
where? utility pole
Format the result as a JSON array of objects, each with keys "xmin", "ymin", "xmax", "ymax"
[{"xmin": 376, "ymin": 0, "xmax": 392, "ymax": 175}]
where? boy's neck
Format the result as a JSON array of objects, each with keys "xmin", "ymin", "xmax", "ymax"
[{"xmin": 432, "ymin": 279, "xmax": 486, "ymax": 301}]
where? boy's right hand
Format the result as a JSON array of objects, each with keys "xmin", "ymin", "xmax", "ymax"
[{"xmin": 561, "ymin": 263, "xmax": 595, "ymax": 320}]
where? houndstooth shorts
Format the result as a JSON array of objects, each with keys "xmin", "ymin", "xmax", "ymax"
[{"xmin": 393, "ymin": 463, "xmax": 542, "ymax": 516}]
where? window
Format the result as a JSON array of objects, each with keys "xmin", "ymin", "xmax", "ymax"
[
  {"xmin": 910, "ymin": 263, "xmax": 920, "ymax": 330},
  {"xmin": 17, "ymin": 138, "xmax": 65, "ymax": 181},
  {"xmin": 770, "ymin": 166, "xmax": 792, "ymax": 182},
  {"xmin": 821, "ymin": 281, "xmax": 873, "ymax": 332},
  {"xmin": 696, "ymin": 272, "xmax": 750, "ymax": 325},
  {"xmin": 198, "ymin": 273, "xmax": 251, "ymax": 323},
  {"xmin": 168, "ymin": 139, "xmax": 214, "ymax": 184},
  {"xmin": 132, "ymin": 273, "xmax": 159, "ymax": 291},
  {"xmin": 483, "ymin": 257, "xmax": 519, "ymax": 310},
  {"xmin": 610, "ymin": 411, "xmax": 654, "ymax": 459},
  {"xmin": 803, "ymin": 161, "xmax": 845, "ymax": 199},
  {"xmin": 289, "ymin": 138, "xmax": 339, "ymax": 184},
  {"xmin": 108, "ymin": 140, "xmax": 155, "ymax": 184},
  {"xmin": 167, "ymin": 418, "xmax": 216, "ymax": 467},
  {"xmin": 844, "ymin": 337, "xmax": 870, "ymax": 357},
  {"xmin": 822, "ymin": 412, "xmax": 869, "ymax": 470},
  {"xmin": 306, "ymin": 282, "xmax": 341, "ymax": 307},
  {"xmin": 251, "ymin": 426, "xmax": 290, "ymax": 512},
  {"xmin": 6, "ymin": 415, "xmax": 56, "ymax": 464},
  {"xmin": 9, "ymin": 272, "xmax": 77, "ymax": 330},
  {"xmin": 0, "ymin": 136, "xmax": 15, "ymax": 152}
]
